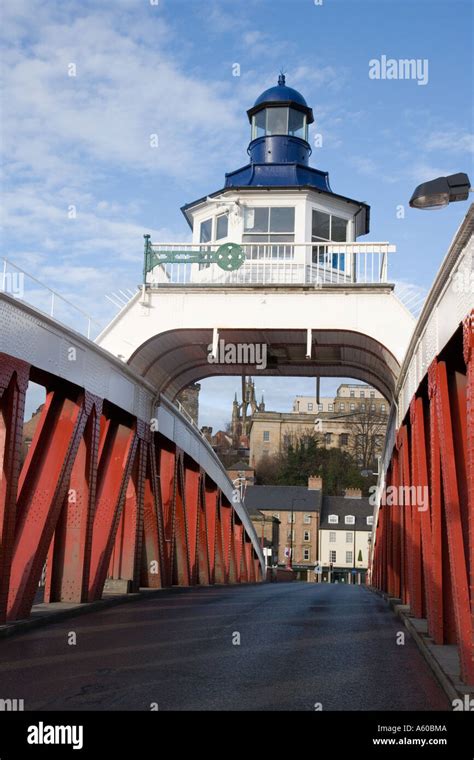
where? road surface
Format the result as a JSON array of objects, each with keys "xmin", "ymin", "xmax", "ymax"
[{"xmin": 0, "ymin": 583, "xmax": 449, "ymax": 711}]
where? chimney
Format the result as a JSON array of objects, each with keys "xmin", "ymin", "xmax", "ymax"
[
  {"xmin": 344, "ymin": 487, "xmax": 362, "ymax": 499},
  {"xmin": 308, "ymin": 475, "xmax": 322, "ymax": 491}
]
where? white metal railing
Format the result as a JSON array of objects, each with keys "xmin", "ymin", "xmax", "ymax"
[
  {"xmin": 146, "ymin": 241, "xmax": 394, "ymax": 286},
  {"xmin": 1, "ymin": 257, "xmax": 101, "ymax": 339}
]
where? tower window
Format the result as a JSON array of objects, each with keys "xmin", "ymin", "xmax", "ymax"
[
  {"xmin": 266, "ymin": 107, "xmax": 287, "ymax": 135},
  {"xmin": 215, "ymin": 214, "xmax": 228, "ymax": 240},
  {"xmin": 263, "ymin": 430, "xmax": 270, "ymax": 441},
  {"xmin": 243, "ymin": 207, "xmax": 295, "ymax": 253},
  {"xmin": 200, "ymin": 219, "xmax": 212, "ymax": 244},
  {"xmin": 251, "ymin": 107, "xmax": 308, "ymax": 141}
]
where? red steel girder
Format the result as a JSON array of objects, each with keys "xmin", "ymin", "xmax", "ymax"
[
  {"xmin": 87, "ymin": 420, "xmax": 138, "ymax": 601},
  {"xmin": 435, "ymin": 358, "xmax": 473, "ymax": 683},
  {"xmin": 45, "ymin": 398, "xmax": 102, "ymax": 603},
  {"xmin": 463, "ymin": 312, "xmax": 474, "ymax": 677},
  {"xmin": 8, "ymin": 388, "xmax": 94, "ymax": 620},
  {"xmin": 0, "ymin": 356, "xmax": 30, "ymax": 623},
  {"xmin": 141, "ymin": 437, "xmax": 166, "ymax": 588}
]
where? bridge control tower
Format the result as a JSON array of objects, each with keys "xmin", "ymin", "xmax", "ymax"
[{"xmin": 97, "ymin": 76, "xmax": 414, "ymax": 404}]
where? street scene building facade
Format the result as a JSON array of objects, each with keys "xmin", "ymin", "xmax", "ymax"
[{"xmin": 245, "ymin": 476, "xmax": 373, "ymax": 582}]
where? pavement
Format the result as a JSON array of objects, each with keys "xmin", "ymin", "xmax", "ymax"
[{"xmin": 0, "ymin": 582, "xmax": 450, "ymax": 711}]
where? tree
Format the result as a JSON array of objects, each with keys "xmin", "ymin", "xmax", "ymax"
[
  {"xmin": 347, "ymin": 408, "xmax": 387, "ymax": 471},
  {"xmin": 255, "ymin": 431, "xmax": 373, "ymax": 495}
]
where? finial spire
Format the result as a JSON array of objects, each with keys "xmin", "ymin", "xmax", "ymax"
[{"xmin": 278, "ymin": 71, "xmax": 286, "ymax": 86}]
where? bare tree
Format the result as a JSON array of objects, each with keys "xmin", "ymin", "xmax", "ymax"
[{"xmin": 348, "ymin": 408, "xmax": 388, "ymax": 470}]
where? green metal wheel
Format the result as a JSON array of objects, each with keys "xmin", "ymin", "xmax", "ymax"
[{"xmin": 215, "ymin": 243, "xmax": 246, "ymax": 271}]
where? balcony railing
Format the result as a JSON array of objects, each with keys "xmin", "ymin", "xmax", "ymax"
[{"xmin": 145, "ymin": 242, "xmax": 394, "ymax": 286}]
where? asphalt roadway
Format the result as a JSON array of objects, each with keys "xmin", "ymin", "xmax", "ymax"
[{"xmin": 0, "ymin": 582, "xmax": 449, "ymax": 711}]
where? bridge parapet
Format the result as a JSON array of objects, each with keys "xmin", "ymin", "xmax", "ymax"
[
  {"xmin": 372, "ymin": 205, "xmax": 474, "ymax": 686},
  {"xmin": 0, "ymin": 294, "xmax": 265, "ymax": 624}
]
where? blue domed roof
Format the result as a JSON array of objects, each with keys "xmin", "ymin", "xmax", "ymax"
[
  {"xmin": 254, "ymin": 77, "xmax": 309, "ymax": 108},
  {"xmin": 248, "ymin": 74, "xmax": 314, "ymax": 124}
]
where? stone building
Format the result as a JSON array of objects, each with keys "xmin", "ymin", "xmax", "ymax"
[{"xmin": 249, "ymin": 382, "xmax": 388, "ymax": 468}]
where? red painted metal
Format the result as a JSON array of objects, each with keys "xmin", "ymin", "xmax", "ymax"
[
  {"xmin": 463, "ymin": 313, "xmax": 474, "ymax": 681},
  {"xmin": 8, "ymin": 389, "xmax": 93, "ymax": 620},
  {"xmin": 88, "ymin": 420, "xmax": 138, "ymax": 601},
  {"xmin": 0, "ymin": 356, "xmax": 29, "ymax": 624},
  {"xmin": 46, "ymin": 398, "xmax": 102, "ymax": 603},
  {"xmin": 0, "ymin": 349, "xmax": 263, "ymax": 625},
  {"xmin": 371, "ymin": 316, "xmax": 474, "ymax": 684},
  {"xmin": 436, "ymin": 360, "xmax": 473, "ymax": 683},
  {"xmin": 184, "ymin": 461, "xmax": 200, "ymax": 585}
]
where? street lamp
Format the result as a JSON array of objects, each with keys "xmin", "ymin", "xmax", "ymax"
[{"xmin": 409, "ymin": 172, "xmax": 471, "ymax": 210}]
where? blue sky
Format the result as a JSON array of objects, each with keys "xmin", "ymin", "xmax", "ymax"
[{"xmin": 1, "ymin": 0, "xmax": 473, "ymax": 427}]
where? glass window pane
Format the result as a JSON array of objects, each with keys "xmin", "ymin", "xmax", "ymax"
[
  {"xmin": 200, "ymin": 219, "xmax": 212, "ymax": 243},
  {"xmin": 266, "ymin": 107, "xmax": 288, "ymax": 135},
  {"xmin": 253, "ymin": 110, "xmax": 265, "ymax": 139},
  {"xmin": 269, "ymin": 234, "xmax": 294, "ymax": 243},
  {"xmin": 288, "ymin": 109, "xmax": 305, "ymax": 138},
  {"xmin": 216, "ymin": 214, "xmax": 228, "ymax": 240},
  {"xmin": 270, "ymin": 207, "xmax": 295, "ymax": 232},
  {"xmin": 312, "ymin": 210, "xmax": 330, "ymax": 240},
  {"xmin": 331, "ymin": 216, "xmax": 348, "ymax": 242},
  {"xmin": 331, "ymin": 252, "xmax": 345, "ymax": 271},
  {"xmin": 244, "ymin": 207, "xmax": 269, "ymax": 232}
]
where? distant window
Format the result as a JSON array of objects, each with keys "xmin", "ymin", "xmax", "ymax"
[
  {"xmin": 215, "ymin": 214, "xmax": 228, "ymax": 240},
  {"xmin": 287, "ymin": 513, "xmax": 295, "ymax": 523},
  {"xmin": 318, "ymin": 403, "xmax": 323, "ymax": 411},
  {"xmin": 303, "ymin": 514, "xmax": 311, "ymax": 524},
  {"xmin": 370, "ymin": 391, "xmax": 375, "ymax": 398},
  {"xmin": 287, "ymin": 529, "xmax": 294, "ymax": 541},
  {"xmin": 303, "ymin": 548, "xmax": 310, "ymax": 561},
  {"xmin": 304, "ymin": 530, "xmax": 310, "ymax": 542},
  {"xmin": 307, "ymin": 403, "xmax": 313, "ymax": 411},
  {"xmin": 329, "ymin": 550, "xmax": 337, "ymax": 563},
  {"xmin": 324, "ymin": 432, "xmax": 332, "ymax": 445},
  {"xmin": 340, "ymin": 434, "xmax": 349, "ymax": 446},
  {"xmin": 360, "ymin": 390, "xmax": 365, "ymax": 398},
  {"xmin": 367, "ymin": 516, "xmax": 374, "ymax": 526},
  {"xmin": 346, "ymin": 551, "xmax": 353, "ymax": 564},
  {"xmin": 329, "ymin": 531, "xmax": 336, "ymax": 543},
  {"xmin": 371, "ymin": 404, "xmax": 376, "ymax": 411},
  {"xmin": 328, "ymin": 514, "xmax": 339, "ymax": 524},
  {"xmin": 350, "ymin": 403, "xmax": 355, "ymax": 411},
  {"xmin": 381, "ymin": 404, "xmax": 386, "ymax": 412},
  {"xmin": 263, "ymin": 430, "xmax": 270, "ymax": 441},
  {"xmin": 345, "ymin": 515, "xmax": 355, "ymax": 525},
  {"xmin": 328, "ymin": 404, "xmax": 333, "ymax": 412},
  {"xmin": 339, "ymin": 403, "xmax": 345, "ymax": 411},
  {"xmin": 360, "ymin": 403, "xmax": 366, "ymax": 411},
  {"xmin": 350, "ymin": 390, "xmax": 355, "ymax": 398},
  {"xmin": 346, "ymin": 532, "xmax": 353, "ymax": 543}
]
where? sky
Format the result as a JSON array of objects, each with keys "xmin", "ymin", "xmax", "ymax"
[{"xmin": 1, "ymin": 0, "xmax": 473, "ymax": 427}]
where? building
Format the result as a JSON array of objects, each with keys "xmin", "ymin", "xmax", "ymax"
[
  {"xmin": 244, "ymin": 503, "xmax": 280, "ymax": 568},
  {"xmin": 230, "ymin": 377, "xmax": 265, "ymax": 449},
  {"xmin": 176, "ymin": 73, "xmax": 370, "ymax": 285},
  {"xmin": 249, "ymin": 382, "xmax": 388, "ymax": 468},
  {"xmin": 318, "ymin": 489, "xmax": 373, "ymax": 584},
  {"xmin": 244, "ymin": 476, "xmax": 323, "ymax": 579}
]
